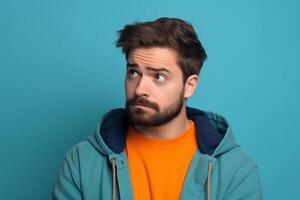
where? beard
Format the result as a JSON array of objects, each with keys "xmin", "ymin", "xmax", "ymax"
[{"xmin": 125, "ymin": 89, "xmax": 185, "ymax": 127}]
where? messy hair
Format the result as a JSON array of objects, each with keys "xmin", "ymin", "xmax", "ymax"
[{"xmin": 116, "ymin": 17, "xmax": 207, "ymax": 81}]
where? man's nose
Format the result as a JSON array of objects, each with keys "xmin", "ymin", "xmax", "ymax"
[{"xmin": 135, "ymin": 77, "xmax": 150, "ymax": 97}]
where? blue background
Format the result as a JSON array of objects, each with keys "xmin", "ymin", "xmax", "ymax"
[{"xmin": 1, "ymin": 0, "xmax": 299, "ymax": 199}]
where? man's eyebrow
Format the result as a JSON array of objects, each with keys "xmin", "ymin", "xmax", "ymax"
[
  {"xmin": 145, "ymin": 66, "xmax": 171, "ymax": 74},
  {"xmin": 126, "ymin": 63, "xmax": 170, "ymax": 74},
  {"xmin": 126, "ymin": 63, "xmax": 138, "ymax": 68}
]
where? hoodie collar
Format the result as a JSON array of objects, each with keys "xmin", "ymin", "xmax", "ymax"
[{"xmin": 88, "ymin": 107, "xmax": 238, "ymax": 157}]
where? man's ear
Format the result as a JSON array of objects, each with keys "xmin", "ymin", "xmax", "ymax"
[{"xmin": 184, "ymin": 75, "xmax": 199, "ymax": 98}]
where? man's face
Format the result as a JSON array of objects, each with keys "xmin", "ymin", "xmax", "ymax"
[{"xmin": 125, "ymin": 47, "xmax": 186, "ymax": 127}]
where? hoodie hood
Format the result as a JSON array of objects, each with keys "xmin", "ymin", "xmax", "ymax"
[{"xmin": 87, "ymin": 107, "xmax": 239, "ymax": 157}]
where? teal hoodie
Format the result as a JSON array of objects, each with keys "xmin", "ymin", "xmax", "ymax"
[{"xmin": 52, "ymin": 107, "xmax": 263, "ymax": 200}]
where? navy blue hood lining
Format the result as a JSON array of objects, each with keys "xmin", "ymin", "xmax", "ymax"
[{"xmin": 99, "ymin": 107, "xmax": 224, "ymax": 155}]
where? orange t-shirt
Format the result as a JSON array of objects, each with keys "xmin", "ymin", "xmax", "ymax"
[{"xmin": 125, "ymin": 120, "xmax": 197, "ymax": 200}]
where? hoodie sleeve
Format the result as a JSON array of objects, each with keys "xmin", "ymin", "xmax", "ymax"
[
  {"xmin": 52, "ymin": 149, "xmax": 83, "ymax": 200},
  {"xmin": 224, "ymin": 164, "xmax": 263, "ymax": 200}
]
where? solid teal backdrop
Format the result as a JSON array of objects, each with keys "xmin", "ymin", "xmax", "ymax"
[{"xmin": 1, "ymin": 0, "xmax": 299, "ymax": 199}]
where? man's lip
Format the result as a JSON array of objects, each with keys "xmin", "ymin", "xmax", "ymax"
[{"xmin": 132, "ymin": 103, "xmax": 150, "ymax": 108}]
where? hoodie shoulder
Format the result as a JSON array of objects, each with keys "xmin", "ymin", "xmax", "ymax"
[
  {"xmin": 219, "ymin": 145, "xmax": 257, "ymax": 168},
  {"xmin": 64, "ymin": 140, "xmax": 108, "ymax": 174},
  {"xmin": 73, "ymin": 140, "xmax": 108, "ymax": 161}
]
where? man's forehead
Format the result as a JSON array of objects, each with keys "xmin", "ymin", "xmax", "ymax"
[{"xmin": 127, "ymin": 47, "xmax": 178, "ymax": 68}]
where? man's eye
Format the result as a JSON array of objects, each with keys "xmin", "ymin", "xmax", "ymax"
[
  {"xmin": 154, "ymin": 74, "xmax": 166, "ymax": 82},
  {"xmin": 127, "ymin": 70, "xmax": 139, "ymax": 78}
]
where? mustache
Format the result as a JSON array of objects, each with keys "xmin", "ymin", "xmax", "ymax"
[{"xmin": 126, "ymin": 96, "xmax": 160, "ymax": 111}]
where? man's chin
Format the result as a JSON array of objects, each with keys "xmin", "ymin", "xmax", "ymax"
[
  {"xmin": 129, "ymin": 116, "xmax": 153, "ymax": 126},
  {"xmin": 128, "ymin": 110, "xmax": 156, "ymax": 125}
]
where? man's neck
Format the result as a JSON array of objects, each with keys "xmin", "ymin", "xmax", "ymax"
[{"xmin": 131, "ymin": 107, "xmax": 191, "ymax": 140}]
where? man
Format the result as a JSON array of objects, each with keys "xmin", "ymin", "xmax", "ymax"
[{"xmin": 52, "ymin": 18, "xmax": 263, "ymax": 200}]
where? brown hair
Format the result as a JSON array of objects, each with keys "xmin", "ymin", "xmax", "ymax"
[{"xmin": 116, "ymin": 17, "xmax": 207, "ymax": 82}]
